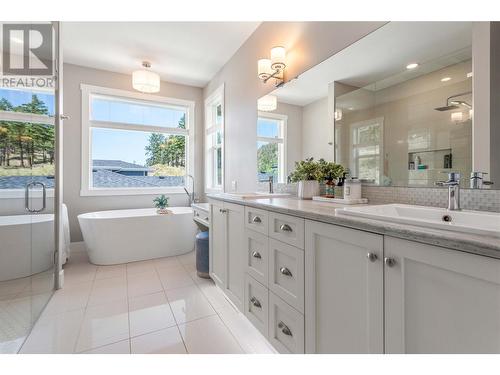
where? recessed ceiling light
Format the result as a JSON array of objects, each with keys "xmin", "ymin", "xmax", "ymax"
[
  {"xmin": 406, "ymin": 63, "xmax": 419, "ymax": 70},
  {"xmin": 441, "ymin": 77, "xmax": 451, "ymax": 82}
]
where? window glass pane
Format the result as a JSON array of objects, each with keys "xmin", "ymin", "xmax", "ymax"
[
  {"xmin": 91, "ymin": 96, "xmax": 186, "ymax": 129},
  {"xmin": 357, "ymin": 145, "xmax": 379, "ymax": 156},
  {"xmin": 216, "ymin": 147, "xmax": 222, "ymax": 186},
  {"xmin": 358, "ymin": 156, "xmax": 380, "ymax": 183},
  {"xmin": 0, "ymin": 90, "xmax": 55, "ymax": 190},
  {"xmin": 257, "ymin": 118, "xmax": 280, "ymax": 138},
  {"xmin": 354, "ymin": 124, "xmax": 380, "ymax": 145},
  {"xmin": 257, "ymin": 141, "xmax": 278, "ymax": 183},
  {"xmin": 91, "ymin": 127, "xmax": 185, "ymax": 188},
  {"xmin": 215, "ymin": 104, "xmax": 222, "ymax": 126}
]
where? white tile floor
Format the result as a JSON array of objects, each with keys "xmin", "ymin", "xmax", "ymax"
[{"xmin": 20, "ymin": 250, "xmax": 276, "ymax": 354}]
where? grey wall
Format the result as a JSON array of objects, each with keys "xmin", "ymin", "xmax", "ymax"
[
  {"xmin": 302, "ymin": 97, "xmax": 331, "ymax": 161},
  {"xmin": 63, "ymin": 64, "xmax": 204, "ymax": 241},
  {"xmin": 204, "ymin": 21, "xmax": 386, "ymax": 193}
]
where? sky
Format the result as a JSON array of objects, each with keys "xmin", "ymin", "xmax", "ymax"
[{"xmin": 0, "ymin": 88, "xmax": 55, "ymax": 115}]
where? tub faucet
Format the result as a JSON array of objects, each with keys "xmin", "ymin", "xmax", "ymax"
[
  {"xmin": 435, "ymin": 172, "xmax": 461, "ymax": 211},
  {"xmin": 184, "ymin": 174, "xmax": 196, "ymax": 206}
]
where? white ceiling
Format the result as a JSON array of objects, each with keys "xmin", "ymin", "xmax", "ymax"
[
  {"xmin": 274, "ymin": 22, "xmax": 473, "ymax": 106},
  {"xmin": 62, "ymin": 22, "xmax": 260, "ymax": 87}
]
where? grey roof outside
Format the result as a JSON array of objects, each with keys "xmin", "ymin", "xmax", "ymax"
[
  {"xmin": 92, "ymin": 159, "xmax": 149, "ymax": 171},
  {"xmin": 1, "ymin": 160, "xmax": 184, "ymax": 189}
]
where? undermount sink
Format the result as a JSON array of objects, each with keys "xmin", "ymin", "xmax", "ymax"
[
  {"xmin": 224, "ymin": 192, "xmax": 290, "ymax": 199},
  {"xmin": 336, "ymin": 204, "xmax": 500, "ymax": 238}
]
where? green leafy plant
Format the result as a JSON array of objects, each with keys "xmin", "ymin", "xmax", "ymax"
[
  {"xmin": 289, "ymin": 158, "xmax": 321, "ymax": 182},
  {"xmin": 317, "ymin": 159, "xmax": 345, "ymax": 182},
  {"xmin": 153, "ymin": 195, "xmax": 169, "ymax": 209}
]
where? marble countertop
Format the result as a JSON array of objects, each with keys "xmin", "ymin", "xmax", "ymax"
[{"xmin": 207, "ymin": 193, "xmax": 500, "ymax": 259}]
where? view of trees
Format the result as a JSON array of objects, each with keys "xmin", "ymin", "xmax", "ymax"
[
  {"xmin": 257, "ymin": 142, "xmax": 278, "ymax": 176},
  {"xmin": 0, "ymin": 95, "xmax": 55, "ymax": 175},
  {"xmin": 145, "ymin": 114, "xmax": 186, "ymax": 173}
]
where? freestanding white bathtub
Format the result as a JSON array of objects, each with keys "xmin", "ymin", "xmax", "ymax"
[
  {"xmin": 0, "ymin": 214, "xmax": 54, "ymax": 282},
  {"xmin": 78, "ymin": 207, "xmax": 198, "ymax": 265}
]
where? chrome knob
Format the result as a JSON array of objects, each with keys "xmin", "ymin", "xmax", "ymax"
[
  {"xmin": 384, "ymin": 257, "xmax": 396, "ymax": 267},
  {"xmin": 252, "ymin": 216, "xmax": 262, "ymax": 223},
  {"xmin": 251, "ymin": 251, "xmax": 262, "ymax": 259},
  {"xmin": 219, "ymin": 208, "xmax": 227, "ymax": 214},
  {"xmin": 278, "ymin": 321, "xmax": 293, "ymax": 336},
  {"xmin": 250, "ymin": 297, "xmax": 262, "ymax": 308},
  {"xmin": 280, "ymin": 224, "xmax": 293, "ymax": 232},
  {"xmin": 366, "ymin": 253, "xmax": 378, "ymax": 262},
  {"xmin": 279, "ymin": 267, "xmax": 293, "ymax": 277}
]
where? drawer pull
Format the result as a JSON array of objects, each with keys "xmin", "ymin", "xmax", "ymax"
[
  {"xmin": 252, "ymin": 216, "xmax": 262, "ymax": 223},
  {"xmin": 251, "ymin": 251, "xmax": 262, "ymax": 259},
  {"xmin": 279, "ymin": 223, "xmax": 293, "ymax": 232},
  {"xmin": 250, "ymin": 297, "xmax": 262, "ymax": 308},
  {"xmin": 366, "ymin": 252, "xmax": 378, "ymax": 262},
  {"xmin": 219, "ymin": 208, "xmax": 228, "ymax": 214},
  {"xmin": 279, "ymin": 267, "xmax": 293, "ymax": 277},
  {"xmin": 384, "ymin": 257, "xmax": 396, "ymax": 267},
  {"xmin": 278, "ymin": 321, "xmax": 293, "ymax": 337}
]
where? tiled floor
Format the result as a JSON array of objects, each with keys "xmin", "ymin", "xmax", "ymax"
[{"xmin": 20, "ymin": 250, "xmax": 276, "ymax": 354}]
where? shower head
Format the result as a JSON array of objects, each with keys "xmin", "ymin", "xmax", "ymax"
[
  {"xmin": 434, "ymin": 91, "xmax": 472, "ymax": 112},
  {"xmin": 434, "ymin": 104, "xmax": 460, "ymax": 111}
]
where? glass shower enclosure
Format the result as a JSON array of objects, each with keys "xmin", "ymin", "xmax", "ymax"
[{"xmin": 0, "ymin": 21, "xmax": 62, "ymax": 353}]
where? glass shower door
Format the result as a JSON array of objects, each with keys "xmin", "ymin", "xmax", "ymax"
[{"xmin": 0, "ymin": 21, "xmax": 59, "ymax": 353}]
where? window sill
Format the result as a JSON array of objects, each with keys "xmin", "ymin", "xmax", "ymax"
[{"xmin": 80, "ymin": 187, "xmax": 187, "ymax": 197}]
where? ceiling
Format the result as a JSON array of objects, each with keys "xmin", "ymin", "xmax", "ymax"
[
  {"xmin": 273, "ymin": 22, "xmax": 473, "ymax": 106},
  {"xmin": 62, "ymin": 22, "xmax": 260, "ymax": 87}
]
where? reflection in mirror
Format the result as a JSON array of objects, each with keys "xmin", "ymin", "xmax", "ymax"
[{"xmin": 257, "ymin": 21, "xmax": 498, "ymax": 189}]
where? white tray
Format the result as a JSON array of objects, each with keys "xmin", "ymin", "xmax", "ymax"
[{"xmin": 312, "ymin": 196, "xmax": 368, "ymax": 204}]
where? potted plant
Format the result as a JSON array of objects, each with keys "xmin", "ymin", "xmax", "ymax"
[
  {"xmin": 289, "ymin": 157, "xmax": 321, "ymax": 199},
  {"xmin": 317, "ymin": 159, "xmax": 345, "ymax": 198},
  {"xmin": 153, "ymin": 195, "xmax": 170, "ymax": 214}
]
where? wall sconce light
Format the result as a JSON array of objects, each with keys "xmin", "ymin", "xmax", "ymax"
[
  {"xmin": 451, "ymin": 112, "xmax": 463, "ymax": 123},
  {"xmin": 258, "ymin": 46, "xmax": 286, "ymax": 87},
  {"xmin": 257, "ymin": 95, "xmax": 277, "ymax": 112}
]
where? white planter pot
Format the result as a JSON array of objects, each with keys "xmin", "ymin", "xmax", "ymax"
[{"xmin": 297, "ymin": 180, "xmax": 320, "ymax": 199}]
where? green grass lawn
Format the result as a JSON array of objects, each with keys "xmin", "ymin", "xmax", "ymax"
[{"xmin": 0, "ymin": 163, "xmax": 55, "ymax": 176}]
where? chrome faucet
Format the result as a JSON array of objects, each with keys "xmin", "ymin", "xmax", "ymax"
[
  {"xmin": 183, "ymin": 174, "xmax": 196, "ymax": 206},
  {"xmin": 436, "ymin": 172, "xmax": 461, "ymax": 211},
  {"xmin": 470, "ymin": 171, "xmax": 494, "ymax": 189},
  {"xmin": 268, "ymin": 176, "xmax": 274, "ymax": 194}
]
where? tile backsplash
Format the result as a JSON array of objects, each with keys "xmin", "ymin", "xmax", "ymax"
[{"xmin": 257, "ymin": 182, "xmax": 500, "ymax": 212}]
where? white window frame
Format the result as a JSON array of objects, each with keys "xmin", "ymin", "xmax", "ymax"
[
  {"xmin": 257, "ymin": 111, "xmax": 287, "ymax": 184},
  {"xmin": 80, "ymin": 84, "xmax": 195, "ymax": 196},
  {"xmin": 204, "ymin": 84, "xmax": 224, "ymax": 193},
  {"xmin": 349, "ymin": 117, "xmax": 384, "ymax": 184}
]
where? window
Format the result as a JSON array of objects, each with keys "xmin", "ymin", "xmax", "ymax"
[
  {"xmin": 257, "ymin": 112, "xmax": 287, "ymax": 183},
  {"xmin": 81, "ymin": 84, "xmax": 194, "ymax": 196},
  {"xmin": 349, "ymin": 118, "xmax": 383, "ymax": 184},
  {"xmin": 204, "ymin": 84, "xmax": 224, "ymax": 192},
  {"xmin": 0, "ymin": 88, "xmax": 55, "ymax": 197}
]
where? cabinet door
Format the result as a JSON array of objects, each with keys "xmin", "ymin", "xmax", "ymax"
[
  {"xmin": 385, "ymin": 237, "xmax": 500, "ymax": 354},
  {"xmin": 209, "ymin": 201, "xmax": 226, "ymax": 288},
  {"xmin": 245, "ymin": 229, "xmax": 269, "ymax": 286},
  {"xmin": 305, "ymin": 220, "xmax": 383, "ymax": 354},
  {"xmin": 225, "ymin": 202, "xmax": 245, "ymax": 309}
]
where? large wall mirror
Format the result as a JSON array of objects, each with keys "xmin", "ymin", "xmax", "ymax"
[{"xmin": 257, "ymin": 22, "xmax": 499, "ymax": 189}]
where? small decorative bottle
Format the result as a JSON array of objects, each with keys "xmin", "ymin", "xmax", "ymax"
[
  {"xmin": 334, "ymin": 173, "xmax": 346, "ymax": 199},
  {"xmin": 325, "ymin": 179, "xmax": 335, "ymax": 198}
]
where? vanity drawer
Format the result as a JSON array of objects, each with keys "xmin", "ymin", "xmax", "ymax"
[
  {"xmin": 245, "ymin": 207, "xmax": 269, "ymax": 235},
  {"xmin": 269, "ymin": 292, "xmax": 304, "ymax": 354},
  {"xmin": 268, "ymin": 239, "xmax": 304, "ymax": 313},
  {"xmin": 245, "ymin": 229, "xmax": 269, "ymax": 285},
  {"xmin": 244, "ymin": 275, "xmax": 269, "ymax": 337},
  {"xmin": 269, "ymin": 212, "xmax": 304, "ymax": 249}
]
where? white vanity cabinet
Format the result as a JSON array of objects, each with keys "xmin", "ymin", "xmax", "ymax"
[
  {"xmin": 304, "ymin": 220, "xmax": 384, "ymax": 353},
  {"xmin": 384, "ymin": 237, "xmax": 500, "ymax": 354},
  {"xmin": 209, "ymin": 200, "xmax": 245, "ymax": 310},
  {"xmin": 210, "ymin": 198, "xmax": 500, "ymax": 354}
]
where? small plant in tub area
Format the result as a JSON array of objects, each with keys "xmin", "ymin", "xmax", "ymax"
[{"xmin": 153, "ymin": 195, "xmax": 170, "ymax": 214}]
